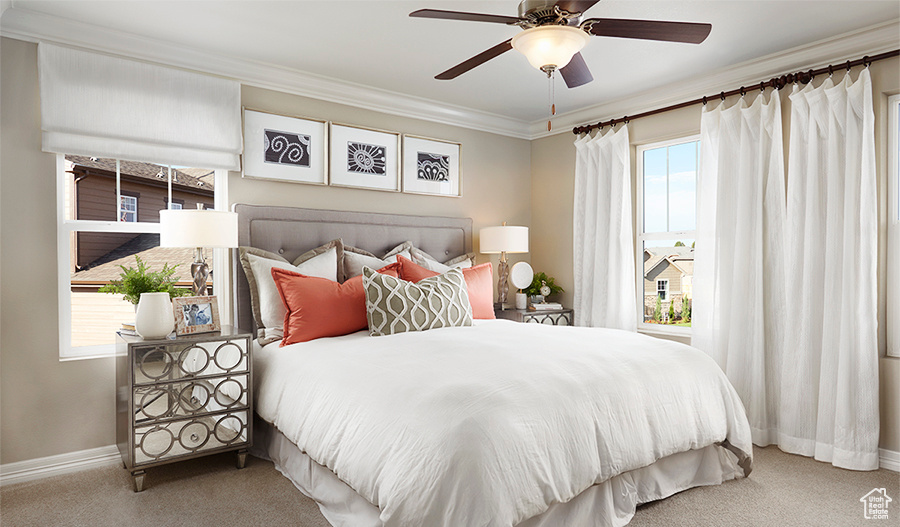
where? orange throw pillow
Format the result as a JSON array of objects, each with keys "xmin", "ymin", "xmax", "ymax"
[
  {"xmin": 272, "ymin": 263, "xmax": 399, "ymax": 345},
  {"xmin": 397, "ymin": 256, "xmax": 495, "ymax": 319}
]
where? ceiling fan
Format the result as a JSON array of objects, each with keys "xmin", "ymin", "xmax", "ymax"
[{"xmin": 410, "ymin": 0, "xmax": 712, "ymax": 88}]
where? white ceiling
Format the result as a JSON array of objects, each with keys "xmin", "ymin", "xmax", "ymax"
[{"xmin": 3, "ymin": 1, "xmax": 899, "ymax": 132}]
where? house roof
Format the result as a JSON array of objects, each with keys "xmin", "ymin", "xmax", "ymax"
[
  {"xmin": 66, "ymin": 155, "xmax": 214, "ymax": 193},
  {"xmin": 644, "ymin": 246, "xmax": 694, "ymax": 277},
  {"xmin": 72, "ymin": 233, "xmax": 212, "ymax": 284}
]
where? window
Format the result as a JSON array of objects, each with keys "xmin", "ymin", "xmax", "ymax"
[
  {"xmin": 119, "ymin": 195, "xmax": 137, "ymax": 222},
  {"xmin": 889, "ymin": 94, "xmax": 900, "ymax": 357},
  {"xmin": 169, "ymin": 202, "xmax": 183, "ymax": 210},
  {"xmin": 58, "ymin": 155, "xmax": 226, "ymax": 359},
  {"xmin": 636, "ymin": 136, "xmax": 698, "ymax": 333},
  {"xmin": 657, "ymin": 280, "xmax": 669, "ymax": 301}
]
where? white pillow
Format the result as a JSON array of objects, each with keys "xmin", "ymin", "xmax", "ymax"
[
  {"xmin": 411, "ymin": 248, "xmax": 475, "ymax": 273},
  {"xmin": 342, "ymin": 248, "xmax": 411, "ymax": 280},
  {"xmin": 247, "ymin": 247, "xmax": 337, "ymax": 341}
]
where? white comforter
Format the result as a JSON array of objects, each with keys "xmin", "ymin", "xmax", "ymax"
[{"xmin": 255, "ymin": 320, "xmax": 752, "ymax": 527}]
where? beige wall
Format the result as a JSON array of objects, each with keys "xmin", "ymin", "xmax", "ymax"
[
  {"xmin": 0, "ymin": 37, "xmax": 530, "ymax": 464},
  {"xmin": 531, "ymin": 56, "xmax": 900, "ymax": 451}
]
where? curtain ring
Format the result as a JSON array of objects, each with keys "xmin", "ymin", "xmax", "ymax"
[
  {"xmin": 740, "ymin": 86, "xmax": 745, "ymax": 98},
  {"xmin": 720, "ymin": 91, "xmax": 726, "ymax": 101},
  {"xmin": 863, "ymin": 55, "xmax": 870, "ymax": 68},
  {"xmin": 702, "ymin": 96, "xmax": 708, "ymax": 106},
  {"xmin": 846, "ymin": 60, "xmax": 851, "ymax": 72},
  {"xmin": 624, "ymin": 116, "xmax": 629, "ymax": 124},
  {"xmin": 828, "ymin": 65, "xmax": 833, "ymax": 77}
]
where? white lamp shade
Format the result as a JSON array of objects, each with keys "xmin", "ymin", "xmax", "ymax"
[
  {"xmin": 511, "ymin": 26, "xmax": 590, "ymax": 70},
  {"xmin": 480, "ymin": 225, "xmax": 529, "ymax": 254},
  {"xmin": 159, "ymin": 209, "xmax": 238, "ymax": 248}
]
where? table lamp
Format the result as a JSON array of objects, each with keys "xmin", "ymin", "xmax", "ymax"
[
  {"xmin": 160, "ymin": 205, "xmax": 238, "ymax": 295},
  {"xmin": 479, "ymin": 222, "xmax": 529, "ymax": 309}
]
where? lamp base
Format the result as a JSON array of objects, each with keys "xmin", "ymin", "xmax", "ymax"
[
  {"xmin": 497, "ymin": 253, "xmax": 510, "ymax": 308},
  {"xmin": 191, "ymin": 247, "xmax": 209, "ymax": 296}
]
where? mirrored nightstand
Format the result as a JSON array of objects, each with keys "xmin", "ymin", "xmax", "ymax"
[{"xmin": 115, "ymin": 325, "xmax": 252, "ymax": 491}]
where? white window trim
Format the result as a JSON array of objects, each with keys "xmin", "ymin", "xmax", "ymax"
[
  {"xmin": 119, "ymin": 194, "xmax": 137, "ymax": 222},
  {"xmin": 635, "ymin": 135, "xmax": 699, "ymax": 338},
  {"xmin": 888, "ymin": 94, "xmax": 900, "ymax": 358},
  {"xmin": 57, "ymin": 154, "xmax": 228, "ymax": 360},
  {"xmin": 657, "ymin": 279, "xmax": 669, "ymax": 301}
]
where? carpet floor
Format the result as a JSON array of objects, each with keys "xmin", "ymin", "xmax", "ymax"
[{"xmin": 1, "ymin": 446, "xmax": 897, "ymax": 526}]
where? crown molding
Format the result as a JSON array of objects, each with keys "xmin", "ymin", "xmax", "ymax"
[
  {"xmin": 3, "ymin": 6, "xmax": 896, "ymax": 142},
  {"xmin": 0, "ymin": 6, "xmax": 532, "ymax": 140},
  {"xmin": 528, "ymin": 19, "xmax": 900, "ymax": 139}
]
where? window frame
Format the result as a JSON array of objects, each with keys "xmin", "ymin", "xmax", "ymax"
[
  {"xmin": 657, "ymin": 279, "xmax": 669, "ymax": 301},
  {"xmin": 57, "ymin": 155, "xmax": 228, "ymax": 360},
  {"xmin": 888, "ymin": 94, "xmax": 899, "ymax": 357},
  {"xmin": 119, "ymin": 193, "xmax": 138, "ymax": 222},
  {"xmin": 635, "ymin": 135, "xmax": 699, "ymax": 338}
]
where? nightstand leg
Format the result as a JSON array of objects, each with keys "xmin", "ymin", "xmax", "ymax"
[
  {"xmin": 131, "ymin": 470, "xmax": 146, "ymax": 492},
  {"xmin": 235, "ymin": 449, "xmax": 248, "ymax": 469}
]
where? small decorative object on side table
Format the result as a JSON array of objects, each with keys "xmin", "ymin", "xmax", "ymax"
[
  {"xmin": 495, "ymin": 306, "xmax": 574, "ymax": 326},
  {"xmin": 116, "ymin": 325, "xmax": 252, "ymax": 492}
]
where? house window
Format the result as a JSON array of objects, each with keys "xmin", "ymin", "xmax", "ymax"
[
  {"xmin": 59, "ymin": 155, "xmax": 225, "ymax": 359},
  {"xmin": 657, "ymin": 280, "xmax": 668, "ymax": 301},
  {"xmin": 119, "ymin": 195, "xmax": 137, "ymax": 222},
  {"xmin": 636, "ymin": 136, "xmax": 698, "ymax": 333},
  {"xmin": 169, "ymin": 202, "xmax": 183, "ymax": 210}
]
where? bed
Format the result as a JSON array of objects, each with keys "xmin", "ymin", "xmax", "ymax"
[{"xmin": 232, "ymin": 204, "xmax": 753, "ymax": 527}]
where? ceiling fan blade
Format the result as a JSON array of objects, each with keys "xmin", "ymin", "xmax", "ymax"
[
  {"xmin": 585, "ymin": 18, "xmax": 712, "ymax": 44},
  {"xmin": 555, "ymin": 1, "xmax": 602, "ymax": 15},
  {"xmin": 435, "ymin": 39, "xmax": 514, "ymax": 80},
  {"xmin": 559, "ymin": 52, "xmax": 593, "ymax": 88},
  {"xmin": 410, "ymin": 9, "xmax": 524, "ymax": 25}
]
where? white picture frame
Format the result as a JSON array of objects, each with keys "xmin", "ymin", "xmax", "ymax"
[
  {"xmin": 242, "ymin": 108, "xmax": 328, "ymax": 185},
  {"xmin": 401, "ymin": 135, "xmax": 461, "ymax": 197},
  {"xmin": 173, "ymin": 295, "xmax": 221, "ymax": 336},
  {"xmin": 329, "ymin": 123, "xmax": 400, "ymax": 192}
]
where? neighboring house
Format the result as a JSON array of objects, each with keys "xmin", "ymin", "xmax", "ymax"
[
  {"xmin": 643, "ymin": 246, "xmax": 694, "ymax": 316},
  {"xmin": 67, "ymin": 155, "xmax": 214, "ymax": 292},
  {"xmin": 66, "ymin": 155, "xmax": 214, "ymax": 270}
]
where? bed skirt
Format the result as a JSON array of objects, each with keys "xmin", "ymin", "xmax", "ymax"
[{"xmin": 251, "ymin": 418, "xmax": 745, "ymax": 527}]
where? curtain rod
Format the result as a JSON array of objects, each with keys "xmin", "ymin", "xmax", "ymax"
[{"xmin": 572, "ymin": 49, "xmax": 900, "ymax": 135}]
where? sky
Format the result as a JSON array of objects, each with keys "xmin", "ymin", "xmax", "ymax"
[{"xmin": 643, "ymin": 140, "xmax": 697, "ymax": 235}]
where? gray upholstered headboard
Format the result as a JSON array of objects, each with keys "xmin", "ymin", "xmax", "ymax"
[{"xmin": 231, "ymin": 204, "xmax": 473, "ymax": 333}]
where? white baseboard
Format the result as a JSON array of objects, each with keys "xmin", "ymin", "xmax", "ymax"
[
  {"xmin": 880, "ymin": 449, "xmax": 900, "ymax": 472},
  {"xmin": 0, "ymin": 445, "xmax": 120, "ymax": 487}
]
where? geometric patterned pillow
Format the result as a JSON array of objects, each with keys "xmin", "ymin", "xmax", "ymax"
[{"xmin": 362, "ymin": 266, "xmax": 472, "ymax": 337}]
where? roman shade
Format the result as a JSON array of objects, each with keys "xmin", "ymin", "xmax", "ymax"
[{"xmin": 38, "ymin": 43, "xmax": 242, "ymax": 170}]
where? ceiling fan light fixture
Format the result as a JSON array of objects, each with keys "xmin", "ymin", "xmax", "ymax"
[{"xmin": 511, "ymin": 25, "xmax": 590, "ymax": 71}]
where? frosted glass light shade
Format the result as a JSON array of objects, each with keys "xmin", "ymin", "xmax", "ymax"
[
  {"xmin": 480, "ymin": 226, "xmax": 529, "ymax": 254},
  {"xmin": 159, "ymin": 209, "xmax": 238, "ymax": 248},
  {"xmin": 511, "ymin": 26, "xmax": 590, "ymax": 70}
]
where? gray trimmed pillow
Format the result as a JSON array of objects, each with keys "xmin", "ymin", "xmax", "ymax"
[
  {"xmin": 239, "ymin": 241, "xmax": 340, "ymax": 344},
  {"xmin": 410, "ymin": 247, "xmax": 476, "ymax": 273},
  {"xmin": 363, "ymin": 266, "xmax": 472, "ymax": 337},
  {"xmin": 341, "ymin": 241, "xmax": 413, "ymax": 281}
]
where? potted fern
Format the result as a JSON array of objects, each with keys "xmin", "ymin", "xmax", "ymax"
[
  {"xmin": 523, "ymin": 272, "xmax": 564, "ymax": 303},
  {"xmin": 99, "ymin": 255, "xmax": 190, "ymax": 305},
  {"xmin": 100, "ymin": 256, "xmax": 190, "ymax": 339}
]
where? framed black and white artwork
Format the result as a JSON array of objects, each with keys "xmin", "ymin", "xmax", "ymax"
[
  {"xmin": 329, "ymin": 123, "xmax": 400, "ymax": 192},
  {"xmin": 243, "ymin": 109, "xmax": 328, "ymax": 185},
  {"xmin": 401, "ymin": 135, "xmax": 461, "ymax": 197}
]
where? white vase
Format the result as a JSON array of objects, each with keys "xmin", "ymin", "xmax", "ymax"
[
  {"xmin": 135, "ymin": 292, "xmax": 174, "ymax": 339},
  {"xmin": 515, "ymin": 293, "xmax": 527, "ymax": 310}
]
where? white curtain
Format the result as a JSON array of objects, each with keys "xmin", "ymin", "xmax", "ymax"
[
  {"xmin": 693, "ymin": 92, "xmax": 787, "ymax": 446},
  {"xmin": 573, "ymin": 126, "xmax": 636, "ymax": 330},
  {"xmin": 39, "ymin": 43, "xmax": 242, "ymax": 170},
  {"xmin": 779, "ymin": 69, "xmax": 879, "ymax": 470}
]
